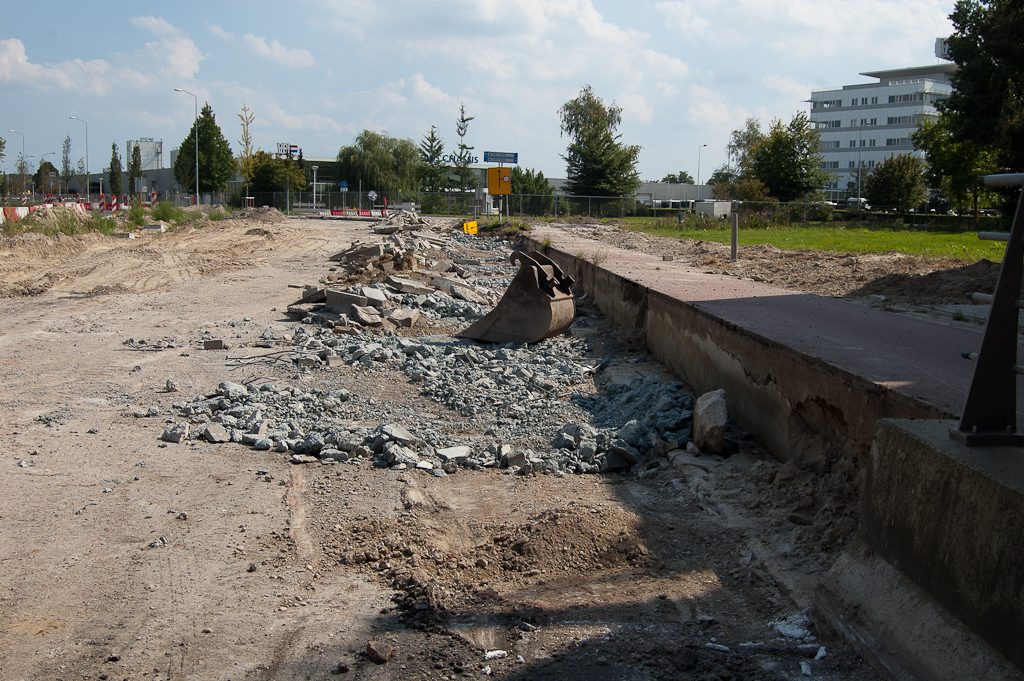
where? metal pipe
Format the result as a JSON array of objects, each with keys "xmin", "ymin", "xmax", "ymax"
[
  {"xmin": 970, "ymin": 292, "xmax": 1024, "ymax": 309},
  {"xmin": 980, "ymin": 173, "xmax": 1024, "ymax": 188},
  {"xmin": 174, "ymin": 88, "xmax": 199, "ymax": 204},
  {"xmin": 979, "ymin": 232, "xmax": 1010, "ymax": 242}
]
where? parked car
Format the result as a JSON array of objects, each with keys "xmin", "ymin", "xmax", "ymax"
[{"xmin": 846, "ymin": 197, "xmax": 870, "ymax": 211}]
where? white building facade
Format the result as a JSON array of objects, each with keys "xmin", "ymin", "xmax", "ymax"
[{"xmin": 809, "ymin": 46, "xmax": 955, "ymax": 200}]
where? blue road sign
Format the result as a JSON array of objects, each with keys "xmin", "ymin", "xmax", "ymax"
[{"xmin": 483, "ymin": 151, "xmax": 518, "ymax": 164}]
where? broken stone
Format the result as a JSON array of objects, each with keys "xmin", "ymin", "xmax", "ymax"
[
  {"xmin": 387, "ymin": 309, "xmax": 420, "ymax": 328},
  {"xmin": 325, "ymin": 289, "xmax": 369, "ymax": 314},
  {"xmin": 361, "ymin": 286, "xmax": 389, "ymax": 309},
  {"xmin": 161, "ymin": 423, "xmax": 190, "ymax": 443},
  {"xmin": 385, "ymin": 275, "xmax": 433, "ymax": 296},
  {"xmin": 437, "ymin": 445, "xmax": 471, "ymax": 464},
  {"xmin": 693, "ymin": 389, "xmax": 728, "ymax": 453},
  {"xmin": 204, "ymin": 423, "xmax": 231, "ymax": 443},
  {"xmin": 351, "ymin": 305, "xmax": 384, "ymax": 326},
  {"xmin": 203, "ymin": 339, "xmax": 226, "ymax": 350},
  {"xmin": 366, "ymin": 641, "xmax": 394, "ymax": 664},
  {"xmin": 218, "ymin": 381, "xmax": 249, "ymax": 400},
  {"xmin": 382, "ymin": 423, "xmax": 418, "ymax": 445}
]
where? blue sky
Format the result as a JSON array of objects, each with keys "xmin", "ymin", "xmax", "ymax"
[{"xmin": 1, "ymin": 0, "xmax": 955, "ymax": 184}]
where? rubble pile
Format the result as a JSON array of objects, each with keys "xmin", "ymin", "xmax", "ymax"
[
  {"xmin": 371, "ymin": 210, "xmax": 437, "ymax": 234},
  {"xmin": 237, "ymin": 206, "xmax": 287, "ymax": 223}
]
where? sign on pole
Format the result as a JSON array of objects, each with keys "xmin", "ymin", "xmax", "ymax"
[
  {"xmin": 483, "ymin": 151, "xmax": 518, "ymax": 164},
  {"xmin": 487, "ymin": 167, "xmax": 512, "ymax": 195}
]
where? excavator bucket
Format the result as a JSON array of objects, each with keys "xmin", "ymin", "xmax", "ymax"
[{"xmin": 459, "ymin": 250, "xmax": 576, "ymax": 344}]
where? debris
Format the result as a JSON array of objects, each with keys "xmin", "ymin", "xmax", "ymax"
[
  {"xmin": 203, "ymin": 339, "xmax": 227, "ymax": 350},
  {"xmin": 693, "ymin": 389, "xmax": 728, "ymax": 452},
  {"xmin": 366, "ymin": 640, "xmax": 394, "ymax": 664}
]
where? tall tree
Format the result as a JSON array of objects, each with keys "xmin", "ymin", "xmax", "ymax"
[
  {"xmin": 337, "ymin": 130, "xmax": 421, "ymax": 195},
  {"xmin": 34, "ymin": 161, "xmax": 59, "ymax": 194},
  {"xmin": 745, "ymin": 112, "xmax": 831, "ymax": 202},
  {"xmin": 249, "ymin": 150, "xmax": 306, "ymax": 192},
  {"xmin": 61, "ymin": 135, "xmax": 73, "ymax": 195},
  {"xmin": 75, "ymin": 158, "xmax": 88, "ymax": 197},
  {"xmin": 127, "ymin": 144, "xmax": 143, "ymax": 198},
  {"xmin": 454, "ymin": 104, "xmax": 476, "ymax": 191},
  {"xmin": 911, "ymin": 117, "xmax": 998, "ymax": 213},
  {"xmin": 108, "ymin": 143, "xmax": 123, "ymax": 196},
  {"xmin": 237, "ymin": 104, "xmax": 257, "ymax": 199},
  {"xmin": 865, "ymin": 154, "xmax": 928, "ymax": 211},
  {"xmin": 418, "ymin": 125, "xmax": 447, "ymax": 192},
  {"xmin": 727, "ymin": 117, "xmax": 765, "ymax": 171},
  {"xmin": 0, "ymin": 135, "xmax": 5, "ymax": 167},
  {"xmin": 942, "ymin": 0, "xmax": 1024, "ymax": 171},
  {"xmin": 174, "ymin": 103, "xmax": 235, "ymax": 193},
  {"xmin": 14, "ymin": 154, "xmax": 30, "ymax": 194},
  {"xmin": 559, "ymin": 84, "xmax": 641, "ymax": 197}
]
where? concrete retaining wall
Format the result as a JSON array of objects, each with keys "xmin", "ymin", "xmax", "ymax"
[{"xmin": 525, "ymin": 239, "xmax": 949, "ymax": 467}]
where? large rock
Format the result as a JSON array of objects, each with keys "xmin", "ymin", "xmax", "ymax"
[
  {"xmin": 385, "ymin": 275, "xmax": 433, "ymax": 296},
  {"xmin": 693, "ymin": 389, "xmax": 728, "ymax": 452},
  {"xmin": 351, "ymin": 305, "xmax": 384, "ymax": 326},
  {"xmin": 361, "ymin": 286, "xmax": 389, "ymax": 309},
  {"xmin": 325, "ymin": 289, "xmax": 368, "ymax": 314},
  {"xmin": 218, "ymin": 381, "xmax": 249, "ymax": 400},
  {"xmin": 388, "ymin": 309, "xmax": 420, "ymax": 328},
  {"xmin": 382, "ymin": 423, "xmax": 418, "ymax": 445},
  {"xmin": 437, "ymin": 445, "xmax": 471, "ymax": 464}
]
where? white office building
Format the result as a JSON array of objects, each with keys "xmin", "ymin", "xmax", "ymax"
[{"xmin": 809, "ymin": 41, "xmax": 955, "ymax": 200}]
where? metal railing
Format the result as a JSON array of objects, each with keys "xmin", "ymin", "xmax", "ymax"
[{"xmin": 950, "ymin": 173, "xmax": 1024, "ymax": 446}]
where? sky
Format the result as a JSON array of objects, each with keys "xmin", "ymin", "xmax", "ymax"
[{"xmin": 0, "ymin": 0, "xmax": 956, "ymax": 185}]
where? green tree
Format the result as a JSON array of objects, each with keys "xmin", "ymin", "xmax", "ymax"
[
  {"xmin": 510, "ymin": 166, "xmax": 554, "ymax": 214},
  {"xmin": 34, "ymin": 160, "xmax": 59, "ymax": 194},
  {"xmin": 943, "ymin": 0, "xmax": 1024, "ymax": 171},
  {"xmin": 727, "ymin": 117, "xmax": 765, "ymax": 171},
  {"xmin": 108, "ymin": 143, "xmax": 123, "ymax": 196},
  {"xmin": 0, "ymin": 135, "xmax": 5, "ymax": 167},
  {"xmin": 418, "ymin": 125, "xmax": 447, "ymax": 192},
  {"xmin": 250, "ymin": 150, "xmax": 306, "ymax": 192},
  {"xmin": 660, "ymin": 171, "xmax": 695, "ymax": 184},
  {"xmin": 336, "ymin": 130, "xmax": 420, "ymax": 195},
  {"xmin": 75, "ymin": 158, "xmax": 88, "ymax": 197},
  {"xmin": 14, "ymin": 154, "xmax": 30, "ymax": 195},
  {"xmin": 746, "ymin": 112, "xmax": 832, "ymax": 202},
  {"xmin": 127, "ymin": 144, "xmax": 143, "ymax": 198},
  {"xmin": 865, "ymin": 154, "xmax": 928, "ymax": 211},
  {"xmin": 61, "ymin": 135, "xmax": 73, "ymax": 194},
  {"xmin": 454, "ymin": 104, "xmax": 476, "ymax": 191},
  {"xmin": 174, "ymin": 103, "xmax": 235, "ymax": 193},
  {"xmin": 911, "ymin": 117, "xmax": 999, "ymax": 212},
  {"xmin": 559, "ymin": 84, "xmax": 641, "ymax": 197},
  {"xmin": 237, "ymin": 104, "xmax": 257, "ymax": 199}
]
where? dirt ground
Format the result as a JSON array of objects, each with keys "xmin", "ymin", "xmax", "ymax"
[{"xmin": 0, "ymin": 215, "xmax": 950, "ymax": 680}]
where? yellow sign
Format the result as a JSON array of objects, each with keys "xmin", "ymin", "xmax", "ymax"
[
  {"xmin": 463, "ymin": 220, "xmax": 478, "ymax": 234},
  {"xmin": 488, "ymin": 167, "xmax": 512, "ymax": 195}
]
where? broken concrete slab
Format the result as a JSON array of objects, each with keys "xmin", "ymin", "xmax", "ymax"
[
  {"xmin": 437, "ymin": 445, "xmax": 471, "ymax": 464},
  {"xmin": 351, "ymin": 305, "xmax": 384, "ymax": 326},
  {"xmin": 204, "ymin": 423, "xmax": 231, "ymax": 443},
  {"xmin": 385, "ymin": 275, "xmax": 434, "ymax": 296},
  {"xmin": 293, "ymin": 286, "xmax": 327, "ymax": 305},
  {"xmin": 325, "ymin": 289, "xmax": 368, "ymax": 314},
  {"xmin": 361, "ymin": 287, "xmax": 389, "ymax": 309},
  {"xmin": 388, "ymin": 309, "xmax": 420, "ymax": 328}
]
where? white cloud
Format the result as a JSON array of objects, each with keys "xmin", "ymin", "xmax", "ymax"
[
  {"xmin": 620, "ymin": 94, "xmax": 654, "ymax": 125},
  {"xmin": 410, "ymin": 73, "xmax": 455, "ymax": 106},
  {"xmin": 0, "ymin": 38, "xmax": 112, "ymax": 95},
  {"xmin": 129, "ymin": 15, "xmax": 205, "ymax": 80},
  {"xmin": 686, "ymin": 84, "xmax": 750, "ymax": 130},
  {"xmin": 762, "ymin": 74, "xmax": 811, "ymax": 102},
  {"xmin": 207, "ymin": 24, "xmax": 234, "ymax": 41},
  {"xmin": 241, "ymin": 34, "xmax": 317, "ymax": 68}
]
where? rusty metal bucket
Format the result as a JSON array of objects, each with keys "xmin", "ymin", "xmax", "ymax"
[{"xmin": 459, "ymin": 250, "xmax": 576, "ymax": 344}]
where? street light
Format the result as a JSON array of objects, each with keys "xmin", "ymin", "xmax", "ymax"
[
  {"xmin": 174, "ymin": 88, "xmax": 199, "ymax": 205},
  {"xmin": 696, "ymin": 143, "xmax": 708, "ymax": 201},
  {"xmin": 311, "ymin": 165, "xmax": 318, "ymax": 209},
  {"xmin": 69, "ymin": 117, "xmax": 88, "ymax": 196}
]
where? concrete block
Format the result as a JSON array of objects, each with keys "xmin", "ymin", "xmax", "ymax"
[
  {"xmin": 325, "ymin": 289, "xmax": 368, "ymax": 314},
  {"xmin": 858, "ymin": 418, "xmax": 1024, "ymax": 671},
  {"xmin": 385, "ymin": 276, "xmax": 434, "ymax": 296},
  {"xmin": 388, "ymin": 309, "xmax": 420, "ymax": 328},
  {"xmin": 203, "ymin": 339, "xmax": 227, "ymax": 350}
]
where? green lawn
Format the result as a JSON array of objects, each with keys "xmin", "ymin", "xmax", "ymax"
[{"xmin": 621, "ymin": 220, "xmax": 1007, "ymax": 262}]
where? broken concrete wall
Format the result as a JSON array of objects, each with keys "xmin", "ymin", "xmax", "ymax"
[{"xmin": 526, "ymin": 238, "xmax": 950, "ymax": 468}]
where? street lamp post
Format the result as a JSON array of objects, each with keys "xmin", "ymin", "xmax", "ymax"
[
  {"xmin": 174, "ymin": 88, "xmax": 199, "ymax": 205},
  {"xmin": 69, "ymin": 116, "xmax": 88, "ymax": 198},
  {"xmin": 311, "ymin": 165, "xmax": 318, "ymax": 210},
  {"xmin": 696, "ymin": 143, "xmax": 708, "ymax": 201}
]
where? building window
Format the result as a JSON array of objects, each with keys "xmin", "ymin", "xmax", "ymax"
[
  {"xmin": 849, "ymin": 140, "xmax": 857, "ymax": 147},
  {"xmin": 860, "ymin": 139, "xmax": 866, "ymax": 147},
  {"xmin": 869, "ymin": 139, "xmax": 876, "ymax": 146},
  {"xmin": 885, "ymin": 138, "xmax": 911, "ymax": 146},
  {"xmin": 820, "ymin": 120, "xmax": 842, "ymax": 128},
  {"xmin": 849, "ymin": 161, "xmax": 856, "ymax": 168},
  {"xmin": 871, "ymin": 96, "xmax": 878, "ymax": 104},
  {"xmin": 819, "ymin": 161, "xmax": 839, "ymax": 169},
  {"xmin": 861, "ymin": 98, "xmax": 868, "ymax": 105}
]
